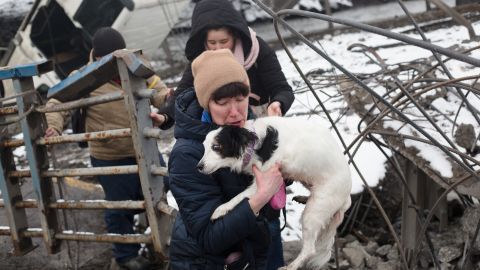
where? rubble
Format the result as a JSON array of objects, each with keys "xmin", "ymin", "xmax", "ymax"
[{"xmin": 461, "ymin": 206, "xmax": 480, "ymax": 251}]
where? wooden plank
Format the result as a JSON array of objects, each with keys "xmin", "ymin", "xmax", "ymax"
[
  {"xmin": 0, "ymin": 61, "xmax": 52, "ymax": 80},
  {"xmin": 401, "ymin": 160, "xmax": 424, "ymax": 263},
  {"xmin": 13, "ymin": 77, "xmax": 60, "ymax": 254},
  {"xmin": 424, "ymin": 173, "xmax": 448, "ymax": 231},
  {"xmin": 47, "ymin": 54, "xmax": 118, "ymax": 102},
  {"xmin": 116, "ymin": 55, "xmax": 176, "ymax": 260},
  {"xmin": 0, "ymin": 147, "xmax": 36, "ymax": 255},
  {"xmin": 47, "ymin": 50, "xmax": 154, "ymax": 102}
]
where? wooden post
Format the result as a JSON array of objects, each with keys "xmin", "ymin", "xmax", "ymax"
[
  {"xmin": 0, "ymin": 147, "xmax": 36, "ymax": 255},
  {"xmin": 323, "ymin": 0, "xmax": 333, "ymax": 30},
  {"xmin": 401, "ymin": 160, "xmax": 449, "ymax": 264},
  {"xmin": 401, "ymin": 160, "xmax": 424, "ymax": 263},
  {"xmin": 116, "ymin": 54, "xmax": 176, "ymax": 259},
  {"xmin": 424, "ymin": 172, "xmax": 448, "ymax": 231},
  {"xmin": 13, "ymin": 76, "xmax": 60, "ymax": 254}
]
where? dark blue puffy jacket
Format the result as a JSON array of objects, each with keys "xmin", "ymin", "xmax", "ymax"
[{"xmin": 168, "ymin": 89, "xmax": 271, "ymax": 270}]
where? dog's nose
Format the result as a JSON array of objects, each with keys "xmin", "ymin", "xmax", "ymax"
[{"xmin": 197, "ymin": 163, "xmax": 204, "ymax": 172}]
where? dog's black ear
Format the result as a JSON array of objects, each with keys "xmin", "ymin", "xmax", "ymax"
[
  {"xmin": 255, "ymin": 125, "xmax": 278, "ymax": 163},
  {"xmin": 215, "ymin": 126, "xmax": 257, "ymax": 158}
]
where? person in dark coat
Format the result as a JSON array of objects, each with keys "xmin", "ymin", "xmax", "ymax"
[
  {"xmin": 162, "ymin": 49, "xmax": 285, "ymax": 270},
  {"xmin": 158, "ymin": 0, "xmax": 294, "ymax": 130},
  {"xmin": 154, "ymin": 3, "xmax": 292, "ymax": 266}
]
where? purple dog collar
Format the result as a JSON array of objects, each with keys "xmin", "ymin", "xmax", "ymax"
[
  {"xmin": 242, "ymin": 139, "xmax": 256, "ymax": 168},
  {"xmin": 242, "ymin": 124, "xmax": 256, "ymax": 169}
]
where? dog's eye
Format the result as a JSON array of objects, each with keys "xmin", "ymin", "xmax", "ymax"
[{"xmin": 211, "ymin": 144, "xmax": 222, "ymax": 151}]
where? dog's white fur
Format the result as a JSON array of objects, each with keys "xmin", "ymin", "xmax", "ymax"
[{"xmin": 198, "ymin": 116, "xmax": 352, "ymax": 270}]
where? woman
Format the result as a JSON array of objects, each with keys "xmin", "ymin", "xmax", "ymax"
[
  {"xmin": 159, "ymin": 0, "xmax": 294, "ymax": 129},
  {"xmin": 155, "ymin": 49, "xmax": 285, "ymax": 269}
]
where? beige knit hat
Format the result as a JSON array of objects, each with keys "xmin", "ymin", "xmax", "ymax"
[{"xmin": 192, "ymin": 49, "xmax": 250, "ymax": 110}]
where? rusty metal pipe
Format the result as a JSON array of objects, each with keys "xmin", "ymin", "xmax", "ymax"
[
  {"xmin": 0, "ymin": 106, "xmax": 18, "ymax": 115},
  {"xmin": 54, "ymin": 232, "xmax": 152, "ymax": 244},
  {"xmin": 35, "ymin": 92, "xmax": 124, "ymax": 113},
  {"xmin": 7, "ymin": 165, "xmax": 167, "ymax": 178},
  {"xmin": 151, "ymin": 165, "xmax": 168, "ymax": 176},
  {"xmin": 0, "ymin": 105, "xmax": 34, "ymax": 126},
  {"xmin": 9, "ymin": 165, "xmax": 139, "ymax": 178},
  {"xmin": 1, "ymin": 138, "xmax": 23, "ymax": 148},
  {"xmin": 1, "ymin": 228, "xmax": 152, "ymax": 244},
  {"xmin": 143, "ymin": 127, "xmax": 162, "ymax": 139},
  {"xmin": 0, "ymin": 227, "xmax": 11, "ymax": 236},
  {"xmin": 51, "ymin": 200, "xmax": 144, "ymax": 209},
  {"xmin": 37, "ymin": 128, "xmax": 131, "ymax": 146},
  {"xmin": 135, "ymin": 89, "xmax": 155, "ymax": 99},
  {"xmin": 1, "ymin": 128, "xmax": 132, "ymax": 148},
  {"xmin": 0, "ymin": 199, "xmax": 145, "ymax": 210}
]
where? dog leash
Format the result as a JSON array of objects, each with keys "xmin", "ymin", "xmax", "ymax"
[{"xmin": 242, "ymin": 139, "xmax": 256, "ymax": 169}]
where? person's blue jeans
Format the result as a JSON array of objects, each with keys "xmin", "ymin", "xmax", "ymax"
[
  {"xmin": 265, "ymin": 218, "xmax": 285, "ymax": 269},
  {"xmin": 90, "ymin": 155, "xmax": 168, "ymax": 263}
]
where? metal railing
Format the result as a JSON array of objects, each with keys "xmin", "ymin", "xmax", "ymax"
[{"xmin": 0, "ymin": 51, "xmax": 176, "ymax": 262}]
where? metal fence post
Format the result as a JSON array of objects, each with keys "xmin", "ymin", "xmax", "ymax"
[
  {"xmin": 12, "ymin": 76, "xmax": 60, "ymax": 254},
  {"xmin": 0, "ymin": 147, "xmax": 36, "ymax": 255},
  {"xmin": 116, "ymin": 54, "xmax": 174, "ymax": 259}
]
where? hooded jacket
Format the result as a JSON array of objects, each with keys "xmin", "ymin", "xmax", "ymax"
[
  {"xmin": 168, "ymin": 88, "xmax": 271, "ymax": 270},
  {"xmin": 160, "ymin": 0, "xmax": 294, "ymax": 128}
]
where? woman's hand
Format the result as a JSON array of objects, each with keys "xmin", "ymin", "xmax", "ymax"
[
  {"xmin": 150, "ymin": 112, "xmax": 167, "ymax": 126},
  {"xmin": 248, "ymin": 163, "xmax": 284, "ymax": 214},
  {"xmin": 267, "ymin": 101, "xmax": 282, "ymax": 116},
  {"xmin": 45, "ymin": 127, "xmax": 60, "ymax": 138}
]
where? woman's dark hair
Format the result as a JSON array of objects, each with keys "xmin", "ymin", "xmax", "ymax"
[
  {"xmin": 202, "ymin": 25, "xmax": 238, "ymax": 42},
  {"xmin": 211, "ymin": 82, "xmax": 249, "ymax": 102}
]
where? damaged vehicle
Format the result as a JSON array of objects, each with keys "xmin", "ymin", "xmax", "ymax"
[{"xmin": 0, "ymin": 0, "xmax": 189, "ymax": 101}]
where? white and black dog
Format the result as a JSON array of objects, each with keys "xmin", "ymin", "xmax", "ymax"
[{"xmin": 198, "ymin": 116, "xmax": 352, "ymax": 270}]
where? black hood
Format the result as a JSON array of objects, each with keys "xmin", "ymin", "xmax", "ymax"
[{"xmin": 185, "ymin": 0, "xmax": 252, "ymax": 61}]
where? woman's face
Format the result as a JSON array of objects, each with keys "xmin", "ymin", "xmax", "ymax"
[
  {"xmin": 209, "ymin": 95, "xmax": 248, "ymax": 127},
  {"xmin": 206, "ymin": 28, "xmax": 235, "ymax": 51}
]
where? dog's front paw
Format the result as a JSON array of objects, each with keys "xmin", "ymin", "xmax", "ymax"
[{"xmin": 211, "ymin": 204, "xmax": 233, "ymax": 220}]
